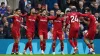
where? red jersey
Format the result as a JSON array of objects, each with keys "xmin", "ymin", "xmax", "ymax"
[
  {"xmin": 66, "ymin": 12, "xmax": 81, "ymax": 30},
  {"xmin": 12, "ymin": 16, "xmax": 22, "ymax": 30},
  {"xmin": 38, "ymin": 16, "xmax": 48, "ymax": 31},
  {"xmin": 87, "ymin": 14, "xmax": 97, "ymax": 30},
  {"xmin": 53, "ymin": 17, "xmax": 64, "ymax": 31},
  {"xmin": 80, "ymin": 13, "xmax": 97, "ymax": 30},
  {"xmin": 26, "ymin": 15, "xmax": 37, "ymax": 31}
]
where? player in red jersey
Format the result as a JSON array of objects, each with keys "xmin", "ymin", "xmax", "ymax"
[
  {"xmin": 23, "ymin": 8, "xmax": 37, "ymax": 55},
  {"xmin": 52, "ymin": 10, "xmax": 65, "ymax": 55},
  {"xmin": 37, "ymin": 10, "xmax": 55, "ymax": 54},
  {"xmin": 66, "ymin": 6, "xmax": 82, "ymax": 55},
  {"xmin": 8, "ymin": 9, "xmax": 24, "ymax": 55},
  {"xmin": 81, "ymin": 8, "xmax": 97, "ymax": 54}
]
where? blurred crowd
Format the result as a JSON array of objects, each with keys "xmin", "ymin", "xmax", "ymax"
[{"xmin": 0, "ymin": 0, "xmax": 100, "ymax": 39}]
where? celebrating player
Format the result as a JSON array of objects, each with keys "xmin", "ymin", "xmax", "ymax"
[
  {"xmin": 52, "ymin": 9, "xmax": 65, "ymax": 55},
  {"xmin": 82, "ymin": 8, "xmax": 97, "ymax": 54},
  {"xmin": 23, "ymin": 8, "xmax": 37, "ymax": 55},
  {"xmin": 8, "ymin": 9, "xmax": 23, "ymax": 55},
  {"xmin": 37, "ymin": 9, "xmax": 55, "ymax": 54},
  {"xmin": 66, "ymin": 6, "xmax": 82, "ymax": 55}
]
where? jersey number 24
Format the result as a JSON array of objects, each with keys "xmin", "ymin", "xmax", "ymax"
[{"xmin": 71, "ymin": 15, "xmax": 79, "ymax": 22}]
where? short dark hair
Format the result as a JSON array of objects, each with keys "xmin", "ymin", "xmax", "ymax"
[
  {"xmin": 41, "ymin": 9, "xmax": 46, "ymax": 13},
  {"xmin": 1, "ymin": 2, "xmax": 5, "ymax": 5},
  {"xmin": 85, "ymin": 7, "xmax": 91, "ymax": 12},
  {"xmin": 15, "ymin": 8, "xmax": 20, "ymax": 12}
]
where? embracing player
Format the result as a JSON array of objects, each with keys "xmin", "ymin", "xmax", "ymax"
[
  {"xmin": 82, "ymin": 8, "xmax": 97, "ymax": 54},
  {"xmin": 37, "ymin": 9, "xmax": 55, "ymax": 54},
  {"xmin": 8, "ymin": 9, "xmax": 24, "ymax": 55},
  {"xmin": 66, "ymin": 6, "xmax": 82, "ymax": 55},
  {"xmin": 23, "ymin": 8, "xmax": 37, "ymax": 55},
  {"xmin": 52, "ymin": 9, "xmax": 65, "ymax": 55}
]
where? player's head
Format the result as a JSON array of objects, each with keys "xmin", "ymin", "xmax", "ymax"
[
  {"xmin": 70, "ymin": 6, "xmax": 77, "ymax": 12},
  {"xmin": 84, "ymin": 7, "xmax": 91, "ymax": 13},
  {"xmin": 65, "ymin": 8, "xmax": 71, "ymax": 14},
  {"xmin": 30, "ymin": 8, "xmax": 35, "ymax": 14},
  {"xmin": 15, "ymin": 9, "xmax": 21, "ymax": 15},
  {"xmin": 56, "ymin": 9, "xmax": 61, "ymax": 15},
  {"xmin": 41, "ymin": 9, "xmax": 47, "ymax": 16}
]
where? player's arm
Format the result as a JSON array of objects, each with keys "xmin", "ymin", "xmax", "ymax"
[
  {"xmin": 82, "ymin": 17, "xmax": 90, "ymax": 25},
  {"xmin": 20, "ymin": 17, "xmax": 27, "ymax": 29},
  {"xmin": 7, "ymin": 15, "xmax": 14, "ymax": 18},
  {"xmin": 62, "ymin": 17, "xmax": 66, "ymax": 32},
  {"xmin": 48, "ymin": 16, "xmax": 56, "ymax": 20}
]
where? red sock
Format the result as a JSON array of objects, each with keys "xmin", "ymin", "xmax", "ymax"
[
  {"xmin": 40, "ymin": 41, "xmax": 44, "ymax": 50},
  {"xmin": 12, "ymin": 43, "xmax": 16, "ymax": 53},
  {"xmin": 52, "ymin": 42, "xmax": 56, "ymax": 52},
  {"xmin": 74, "ymin": 40, "xmax": 77, "ymax": 47},
  {"xmin": 24, "ymin": 42, "xmax": 29, "ymax": 50},
  {"xmin": 29, "ymin": 42, "xmax": 32, "ymax": 52},
  {"xmin": 61, "ymin": 42, "xmax": 64, "ymax": 51},
  {"xmin": 43, "ymin": 42, "xmax": 46, "ymax": 51},
  {"xmin": 15, "ymin": 43, "xmax": 18, "ymax": 52},
  {"xmin": 69, "ymin": 39, "xmax": 75, "ymax": 48},
  {"xmin": 87, "ymin": 44, "xmax": 92, "ymax": 49}
]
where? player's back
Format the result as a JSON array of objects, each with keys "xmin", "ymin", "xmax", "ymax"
[{"xmin": 67, "ymin": 12, "xmax": 80, "ymax": 30}]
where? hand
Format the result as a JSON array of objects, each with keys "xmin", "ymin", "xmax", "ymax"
[{"xmin": 24, "ymin": 26, "xmax": 27, "ymax": 30}]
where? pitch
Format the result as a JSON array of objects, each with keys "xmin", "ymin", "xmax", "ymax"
[{"xmin": 0, "ymin": 54, "xmax": 100, "ymax": 56}]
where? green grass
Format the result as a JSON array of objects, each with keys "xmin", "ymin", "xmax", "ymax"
[{"xmin": 0, "ymin": 54, "xmax": 100, "ymax": 56}]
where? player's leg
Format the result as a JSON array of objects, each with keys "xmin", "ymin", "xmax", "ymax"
[
  {"xmin": 43, "ymin": 31, "xmax": 47, "ymax": 51},
  {"xmin": 72, "ymin": 31, "xmax": 79, "ymax": 54},
  {"xmin": 24, "ymin": 32, "xmax": 33, "ymax": 54},
  {"xmin": 89, "ymin": 31, "xmax": 96, "ymax": 54},
  {"xmin": 73, "ymin": 38, "xmax": 78, "ymax": 55},
  {"xmin": 59, "ymin": 32, "xmax": 64, "ymax": 55},
  {"xmin": 39, "ymin": 30, "xmax": 44, "ymax": 54},
  {"xmin": 83, "ymin": 31, "xmax": 94, "ymax": 54},
  {"xmin": 68, "ymin": 31, "xmax": 76, "ymax": 49},
  {"xmin": 11, "ymin": 39, "xmax": 17, "ymax": 55},
  {"xmin": 11, "ymin": 31, "xmax": 20, "ymax": 55},
  {"xmin": 52, "ymin": 31, "xmax": 57, "ymax": 55},
  {"xmin": 14, "ymin": 38, "xmax": 20, "ymax": 55}
]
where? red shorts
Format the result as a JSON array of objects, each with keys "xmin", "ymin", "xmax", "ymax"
[
  {"xmin": 68, "ymin": 29, "xmax": 79, "ymax": 39},
  {"xmin": 53, "ymin": 30, "xmax": 63, "ymax": 40},
  {"xmin": 26, "ymin": 30, "xmax": 34, "ymax": 38},
  {"xmin": 38, "ymin": 30, "xmax": 48, "ymax": 39},
  {"xmin": 84, "ymin": 29, "xmax": 96, "ymax": 40},
  {"xmin": 11, "ymin": 29, "xmax": 20, "ymax": 39}
]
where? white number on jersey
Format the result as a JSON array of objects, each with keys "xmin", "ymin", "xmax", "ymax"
[{"xmin": 71, "ymin": 15, "xmax": 79, "ymax": 22}]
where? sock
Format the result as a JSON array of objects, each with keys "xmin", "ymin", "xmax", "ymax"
[
  {"xmin": 74, "ymin": 40, "xmax": 77, "ymax": 47},
  {"xmin": 61, "ymin": 41, "xmax": 64, "ymax": 51},
  {"xmin": 69, "ymin": 39, "xmax": 75, "ymax": 48},
  {"xmin": 29, "ymin": 42, "xmax": 32, "ymax": 52},
  {"xmin": 52, "ymin": 42, "xmax": 56, "ymax": 52},
  {"xmin": 12, "ymin": 43, "xmax": 16, "ymax": 53},
  {"xmin": 40, "ymin": 41, "xmax": 44, "ymax": 51},
  {"xmin": 43, "ymin": 42, "xmax": 46, "ymax": 51},
  {"xmin": 87, "ymin": 44, "xmax": 92, "ymax": 49},
  {"xmin": 15, "ymin": 43, "xmax": 18, "ymax": 53},
  {"xmin": 24, "ymin": 42, "xmax": 29, "ymax": 51}
]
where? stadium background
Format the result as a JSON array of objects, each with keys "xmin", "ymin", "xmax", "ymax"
[{"xmin": 0, "ymin": 0, "xmax": 100, "ymax": 54}]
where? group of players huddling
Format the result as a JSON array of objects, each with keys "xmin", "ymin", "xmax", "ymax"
[{"xmin": 8, "ymin": 6, "xmax": 98, "ymax": 55}]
